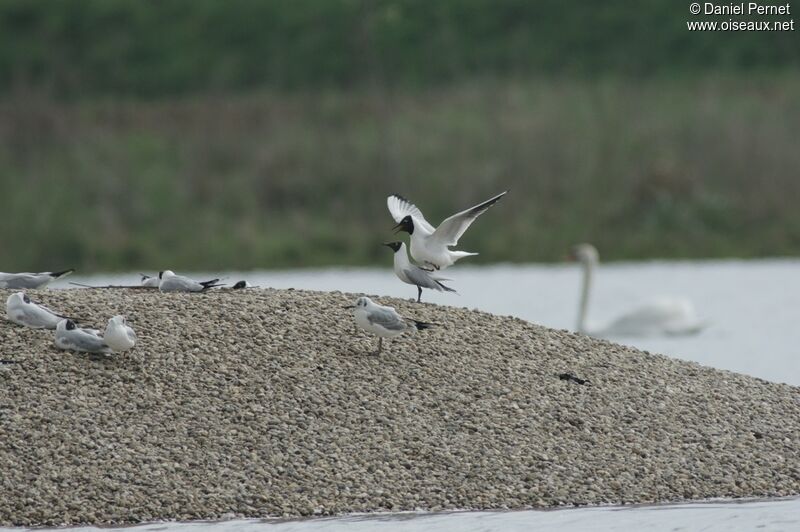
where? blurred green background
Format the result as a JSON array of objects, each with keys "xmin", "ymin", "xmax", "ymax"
[{"xmin": 1, "ymin": 0, "xmax": 799, "ymax": 271}]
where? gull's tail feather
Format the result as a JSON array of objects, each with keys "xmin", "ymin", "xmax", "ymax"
[
  {"xmin": 412, "ymin": 320, "xmax": 436, "ymax": 331},
  {"xmin": 49, "ymin": 269, "xmax": 74, "ymax": 279},
  {"xmin": 200, "ymin": 279, "xmax": 223, "ymax": 290},
  {"xmin": 452, "ymin": 251, "xmax": 478, "ymax": 260},
  {"xmin": 434, "ymin": 279, "xmax": 457, "ymax": 293}
]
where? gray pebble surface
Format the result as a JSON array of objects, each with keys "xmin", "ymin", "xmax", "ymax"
[{"xmin": 0, "ymin": 288, "xmax": 798, "ymax": 526}]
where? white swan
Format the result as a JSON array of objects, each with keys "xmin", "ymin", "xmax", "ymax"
[{"xmin": 570, "ymin": 243, "xmax": 707, "ymax": 338}]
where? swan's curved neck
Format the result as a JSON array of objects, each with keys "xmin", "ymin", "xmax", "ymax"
[{"xmin": 577, "ymin": 256, "xmax": 595, "ymax": 333}]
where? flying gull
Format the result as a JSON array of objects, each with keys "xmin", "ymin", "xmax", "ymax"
[{"xmin": 387, "ymin": 191, "xmax": 507, "ymax": 270}]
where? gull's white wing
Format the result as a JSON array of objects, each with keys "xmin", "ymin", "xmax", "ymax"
[
  {"xmin": 0, "ymin": 273, "xmax": 39, "ymax": 289},
  {"xmin": 32, "ymin": 299, "xmax": 69, "ymax": 319},
  {"xmin": 387, "ymin": 195, "xmax": 436, "ymax": 233},
  {"xmin": 161, "ymin": 275, "xmax": 203, "ymax": 292},
  {"xmin": 62, "ymin": 330, "xmax": 113, "ymax": 354},
  {"xmin": 126, "ymin": 325, "xmax": 138, "ymax": 343},
  {"xmin": 366, "ymin": 307, "xmax": 408, "ymax": 331},
  {"xmin": 21, "ymin": 302, "xmax": 62, "ymax": 327},
  {"xmin": 431, "ymin": 191, "xmax": 507, "ymax": 246}
]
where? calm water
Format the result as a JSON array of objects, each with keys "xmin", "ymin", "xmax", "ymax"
[
  {"xmin": 4, "ymin": 498, "xmax": 800, "ymax": 532},
  {"xmin": 57, "ymin": 258, "xmax": 800, "ymax": 385},
  {"xmin": 33, "ymin": 259, "xmax": 799, "ymax": 531}
]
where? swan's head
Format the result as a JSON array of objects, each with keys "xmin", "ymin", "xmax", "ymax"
[
  {"xmin": 569, "ymin": 243, "xmax": 599, "ymax": 264},
  {"xmin": 392, "ymin": 216, "xmax": 414, "ymax": 235},
  {"xmin": 383, "ymin": 242, "xmax": 402, "ymax": 253}
]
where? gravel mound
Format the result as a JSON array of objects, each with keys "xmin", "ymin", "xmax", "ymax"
[{"xmin": 1, "ymin": 288, "xmax": 798, "ymax": 526}]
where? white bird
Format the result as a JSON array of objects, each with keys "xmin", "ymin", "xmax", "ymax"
[
  {"xmin": 6, "ymin": 292, "xmax": 73, "ymax": 330},
  {"xmin": 387, "ymin": 191, "xmax": 507, "ymax": 270},
  {"xmin": 0, "ymin": 269, "xmax": 74, "ymax": 289},
  {"xmin": 104, "ymin": 315, "xmax": 137, "ymax": 352},
  {"xmin": 383, "ymin": 241, "xmax": 456, "ymax": 302},
  {"xmin": 570, "ymin": 243, "xmax": 707, "ymax": 338},
  {"xmin": 139, "ymin": 273, "xmax": 160, "ymax": 288},
  {"xmin": 54, "ymin": 319, "xmax": 114, "ymax": 355},
  {"xmin": 347, "ymin": 296, "xmax": 434, "ymax": 354},
  {"xmin": 158, "ymin": 270, "xmax": 222, "ymax": 292}
]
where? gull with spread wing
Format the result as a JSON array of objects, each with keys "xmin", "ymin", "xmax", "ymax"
[{"xmin": 387, "ymin": 191, "xmax": 507, "ymax": 270}]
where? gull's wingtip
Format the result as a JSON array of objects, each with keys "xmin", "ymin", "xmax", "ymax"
[
  {"xmin": 50, "ymin": 269, "xmax": 75, "ymax": 279},
  {"xmin": 388, "ymin": 193, "xmax": 412, "ymax": 204}
]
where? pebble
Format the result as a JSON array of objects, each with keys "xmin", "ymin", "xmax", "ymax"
[{"xmin": 0, "ymin": 287, "xmax": 798, "ymax": 527}]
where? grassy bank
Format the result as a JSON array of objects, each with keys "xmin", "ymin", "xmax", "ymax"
[{"xmin": 1, "ymin": 75, "xmax": 800, "ymax": 271}]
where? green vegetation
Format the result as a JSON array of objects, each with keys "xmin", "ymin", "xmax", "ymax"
[
  {"xmin": 1, "ymin": 0, "xmax": 798, "ymax": 97},
  {"xmin": 0, "ymin": 1, "xmax": 798, "ymax": 270},
  {"xmin": 2, "ymin": 76, "xmax": 799, "ymax": 271}
]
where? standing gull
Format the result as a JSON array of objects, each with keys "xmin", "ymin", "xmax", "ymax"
[
  {"xmin": 158, "ymin": 270, "xmax": 222, "ymax": 293},
  {"xmin": 6, "ymin": 292, "xmax": 73, "ymax": 330},
  {"xmin": 387, "ymin": 191, "xmax": 507, "ymax": 270},
  {"xmin": 384, "ymin": 241, "xmax": 456, "ymax": 303},
  {"xmin": 104, "ymin": 315, "xmax": 137, "ymax": 352},
  {"xmin": 346, "ymin": 296, "xmax": 434, "ymax": 354},
  {"xmin": 54, "ymin": 319, "xmax": 114, "ymax": 355},
  {"xmin": 0, "ymin": 269, "xmax": 74, "ymax": 289}
]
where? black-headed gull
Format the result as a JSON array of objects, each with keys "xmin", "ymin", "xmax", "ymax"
[
  {"xmin": 104, "ymin": 315, "xmax": 137, "ymax": 352},
  {"xmin": 387, "ymin": 191, "xmax": 507, "ymax": 270},
  {"xmin": 346, "ymin": 296, "xmax": 434, "ymax": 354},
  {"xmin": 6, "ymin": 292, "xmax": 72, "ymax": 330},
  {"xmin": 139, "ymin": 273, "xmax": 160, "ymax": 288},
  {"xmin": 0, "ymin": 269, "xmax": 74, "ymax": 289},
  {"xmin": 383, "ymin": 242, "xmax": 456, "ymax": 303},
  {"xmin": 158, "ymin": 270, "xmax": 222, "ymax": 292},
  {"xmin": 55, "ymin": 319, "xmax": 113, "ymax": 355}
]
